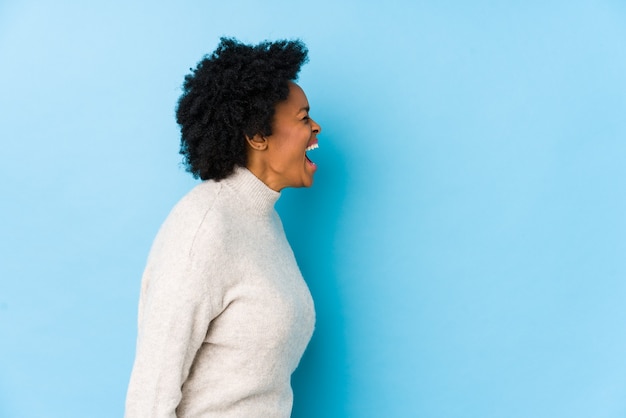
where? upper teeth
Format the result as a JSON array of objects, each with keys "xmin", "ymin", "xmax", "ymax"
[{"xmin": 306, "ymin": 143, "xmax": 319, "ymax": 152}]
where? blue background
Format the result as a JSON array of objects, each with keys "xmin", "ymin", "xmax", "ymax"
[{"xmin": 1, "ymin": 1, "xmax": 625, "ymax": 417}]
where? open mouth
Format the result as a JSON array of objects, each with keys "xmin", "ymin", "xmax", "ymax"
[{"xmin": 305, "ymin": 142, "xmax": 319, "ymax": 166}]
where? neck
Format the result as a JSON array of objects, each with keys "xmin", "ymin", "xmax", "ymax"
[{"xmin": 246, "ymin": 159, "xmax": 285, "ymax": 192}]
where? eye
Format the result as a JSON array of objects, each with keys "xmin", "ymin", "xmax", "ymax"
[{"xmin": 302, "ymin": 115, "xmax": 310, "ymax": 122}]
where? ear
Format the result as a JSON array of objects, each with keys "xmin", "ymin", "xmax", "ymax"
[{"xmin": 246, "ymin": 133, "xmax": 268, "ymax": 151}]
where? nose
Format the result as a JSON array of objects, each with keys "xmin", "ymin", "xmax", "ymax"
[{"xmin": 311, "ymin": 118, "xmax": 322, "ymax": 134}]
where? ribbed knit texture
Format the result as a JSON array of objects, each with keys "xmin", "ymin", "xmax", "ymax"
[{"xmin": 125, "ymin": 167, "xmax": 315, "ymax": 418}]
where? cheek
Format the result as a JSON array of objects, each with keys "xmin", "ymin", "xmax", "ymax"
[
  {"xmin": 275, "ymin": 130, "xmax": 305, "ymax": 156},
  {"xmin": 269, "ymin": 125, "xmax": 310, "ymax": 169}
]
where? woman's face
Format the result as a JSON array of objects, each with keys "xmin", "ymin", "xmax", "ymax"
[{"xmin": 256, "ymin": 82, "xmax": 322, "ymax": 191}]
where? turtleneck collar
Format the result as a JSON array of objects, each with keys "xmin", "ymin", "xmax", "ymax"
[{"xmin": 220, "ymin": 166, "xmax": 281, "ymax": 215}]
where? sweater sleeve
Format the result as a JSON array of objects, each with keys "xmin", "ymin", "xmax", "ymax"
[{"xmin": 125, "ymin": 197, "xmax": 222, "ymax": 418}]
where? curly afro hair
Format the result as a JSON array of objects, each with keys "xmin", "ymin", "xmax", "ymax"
[{"xmin": 175, "ymin": 37, "xmax": 309, "ymax": 180}]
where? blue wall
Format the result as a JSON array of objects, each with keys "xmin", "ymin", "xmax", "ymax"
[{"xmin": 1, "ymin": 1, "xmax": 625, "ymax": 417}]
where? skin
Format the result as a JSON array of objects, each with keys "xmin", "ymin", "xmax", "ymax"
[{"xmin": 246, "ymin": 82, "xmax": 322, "ymax": 191}]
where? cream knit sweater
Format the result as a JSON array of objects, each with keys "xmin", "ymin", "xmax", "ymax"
[{"xmin": 125, "ymin": 167, "xmax": 315, "ymax": 417}]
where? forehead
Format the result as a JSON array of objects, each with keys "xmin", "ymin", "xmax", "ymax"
[{"xmin": 277, "ymin": 82, "xmax": 309, "ymax": 112}]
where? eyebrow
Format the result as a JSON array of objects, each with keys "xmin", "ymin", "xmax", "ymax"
[{"xmin": 298, "ymin": 106, "xmax": 310, "ymax": 113}]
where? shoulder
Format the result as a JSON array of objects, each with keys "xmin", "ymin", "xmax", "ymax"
[
  {"xmin": 146, "ymin": 181, "xmax": 227, "ymax": 260},
  {"xmin": 161, "ymin": 181, "xmax": 224, "ymax": 232},
  {"xmin": 171, "ymin": 180, "xmax": 222, "ymax": 220},
  {"xmin": 142, "ymin": 181, "xmax": 230, "ymax": 295}
]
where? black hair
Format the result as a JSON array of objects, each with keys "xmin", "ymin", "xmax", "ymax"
[{"xmin": 175, "ymin": 37, "xmax": 309, "ymax": 180}]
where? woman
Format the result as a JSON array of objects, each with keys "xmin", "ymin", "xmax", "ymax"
[{"xmin": 125, "ymin": 37, "xmax": 321, "ymax": 417}]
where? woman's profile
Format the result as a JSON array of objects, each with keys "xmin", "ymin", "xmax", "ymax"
[{"xmin": 125, "ymin": 37, "xmax": 321, "ymax": 417}]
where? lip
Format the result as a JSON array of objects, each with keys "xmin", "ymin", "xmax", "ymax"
[
  {"xmin": 305, "ymin": 155, "xmax": 317, "ymax": 169},
  {"xmin": 306, "ymin": 137, "xmax": 319, "ymax": 149},
  {"xmin": 305, "ymin": 137, "xmax": 318, "ymax": 169}
]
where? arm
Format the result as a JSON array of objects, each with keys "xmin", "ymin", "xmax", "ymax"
[{"xmin": 125, "ymin": 200, "xmax": 221, "ymax": 418}]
